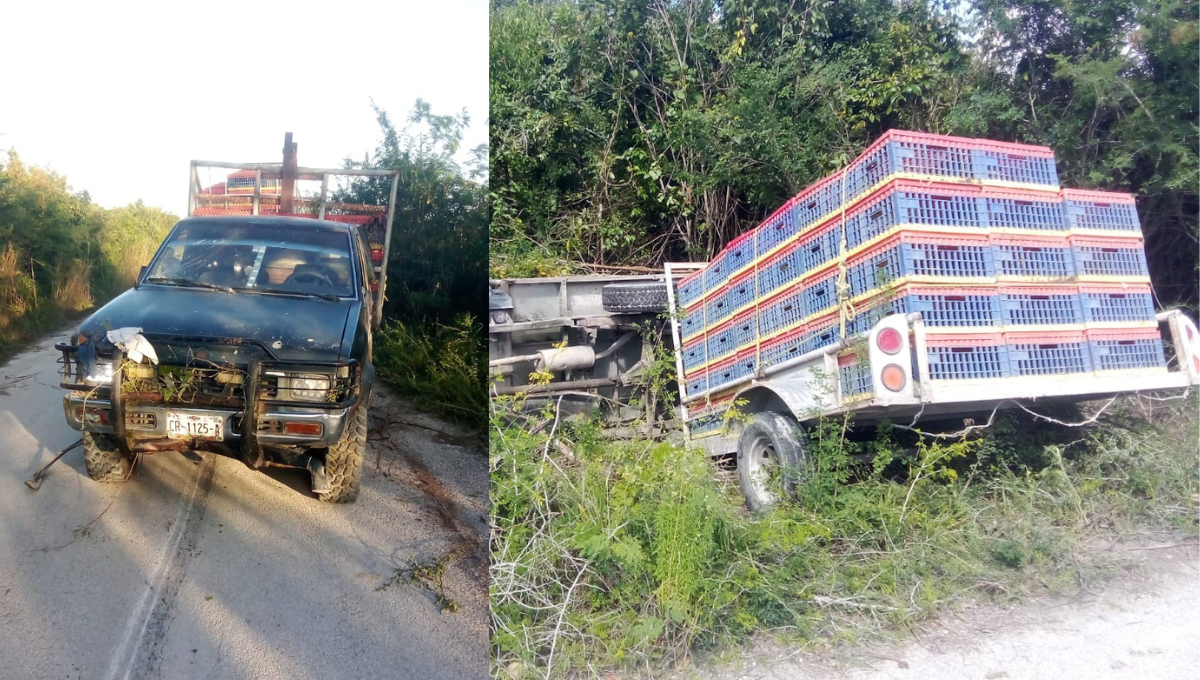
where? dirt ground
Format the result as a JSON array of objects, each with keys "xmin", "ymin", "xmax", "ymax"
[{"xmin": 691, "ymin": 541, "xmax": 1198, "ymax": 680}]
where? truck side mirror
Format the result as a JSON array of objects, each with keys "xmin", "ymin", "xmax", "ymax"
[{"xmin": 138, "ymin": 265, "xmax": 147, "ymax": 281}]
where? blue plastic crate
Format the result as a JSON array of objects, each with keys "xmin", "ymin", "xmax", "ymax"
[
  {"xmin": 730, "ymin": 313, "xmax": 759, "ymax": 352},
  {"xmin": 761, "ymin": 331, "xmax": 807, "ymax": 369},
  {"xmin": 681, "ymin": 340, "xmax": 707, "ymax": 373},
  {"xmin": 803, "ymin": 273, "xmax": 840, "ymax": 318},
  {"xmin": 999, "ymin": 288, "xmax": 1083, "ymax": 326},
  {"xmin": 846, "ymin": 298, "xmax": 905, "ymax": 336},
  {"xmin": 725, "ymin": 275, "xmax": 756, "ymax": 314},
  {"xmin": 704, "ymin": 251, "xmax": 730, "ymax": 291},
  {"xmin": 800, "ymin": 321, "xmax": 842, "ymax": 354},
  {"xmin": 1062, "ymin": 192, "xmax": 1141, "ymax": 233},
  {"xmin": 1089, "ymin": 333, "xmax": 1166, "ymax": 371},
  {"xmin": 844, "ymin": 136, "xmax": 976, "ymax": 199},
  {"xmin": 981, "ymin": 192, "xmax": 1066, "ymax": 232},
  {"xmin": 793, "ymin": 178, "xmax": 845, "ymax": 233},
  {"xmin": 850, "ymin": 238, "xmax": 996, "ymax": 296},
  {"xmin": 757, "ymin": 244, "xmax": 804, "ymax": 298},
  {"xmin": 688, "ymin": 413, "xmax": 723, "ymax": 435},
  {"xmin": 970, "ymin": 148, "xmax": 1059, "ymax": 187},
  {"xmin": 725, "ymin": 235, "xmax": 755, "ymax": 277},
  {"xmin": 842, "ymin": 186, "xmax": 983, "ymax": 251},
  {"xmin": 926, "ymin": 337, "xmax": 1009, "ymax": 380},
  {"xmin": 904, "ymin": 290, "xmax": 1000, "ymax": 327},
  {"xmin": 706, "ymin": 324, "xmax": 737, "ymax": 363},
  {"xmin": 904, "ymin": 240, "xmax": 996, "ymax": 278},
  {"xmin": 756, "ymin": 203, "xmax": 800, "ymax": 258},
  {"xmin": 685, "ymin": 372, "xmax": 709, "ymax": 399},
  {"xmin": 1007, "ymin": 336, "xmax": 1091, "ymax": 376},
  {"xmin": 705, "ymin": 288, "xmax": 734, "ymax": 325},
  {"xmin": 993, "ymin": 241, "xmax": 1075, "ymax": 278},
  {"xmin": 847, "ymin": 246, "xmax": 904, "ymax": 297},
  {"xmin": 676, "ymin": 274, "xmax": 705, "ymax": 307},
  {"xmin": 1079, "ymin": 287, "xmax": 1155, "ymax": 324},
  {"xmin": 797, "ymin": 224, "xmax": 840, "ymax": 273},
  {"xmin": 679, "ymin": 304, "xmax": 705, "ymax": 339},
  {"xmin": 839, "ymin": 359, "xmax": 873, "ymax": 398},
  {"xmin": 758, "ymin": 286, "xmax": 807, "ymax": 338},
  {"xmin": 1071, "ymin": 240, "xmax": 1149, "ymax": 278},
  {"xmin": 708, "ymin": 353, "xmax": 757, "ymax": 391}
]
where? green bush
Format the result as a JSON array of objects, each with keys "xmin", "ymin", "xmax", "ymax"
[{"xmin": 374, "ymin": 315, "xmax": 486, "ymax": 428}]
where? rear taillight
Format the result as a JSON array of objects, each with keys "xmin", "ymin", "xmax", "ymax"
[
  {"xmin": 876, "ymin": 327, "xmax": 903, "ymax": 355},
  {"xmin": 880, "ymin": 364, "xmax": 907, "ymax": 392}
]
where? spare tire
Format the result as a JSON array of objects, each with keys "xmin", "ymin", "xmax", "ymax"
[{"xmin": 601, "ymin": 281, "xmax": 669, "ymax": 313}]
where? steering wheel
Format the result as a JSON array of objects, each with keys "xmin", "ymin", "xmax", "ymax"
[{"xmin": 285, "ymin": 269, "xmax": 335, "ymax": 288}]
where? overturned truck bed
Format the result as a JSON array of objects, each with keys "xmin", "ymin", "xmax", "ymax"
[{"xmin": 488, "ymin": 274, "xmax": 682, "ymax": 432}]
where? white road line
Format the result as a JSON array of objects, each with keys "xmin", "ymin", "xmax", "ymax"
[{"xmin": 103, "ymin": 462, "xmax": 206, "ymax": 680}]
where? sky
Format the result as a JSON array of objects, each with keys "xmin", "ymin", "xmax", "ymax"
[{"xmin": 1, "ymin": 0, "xmax": 488, "ymax": 217}]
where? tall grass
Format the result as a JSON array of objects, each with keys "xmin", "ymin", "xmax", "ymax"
[
  {"xmin": 374, "ymin": 314, "xmax": 487, "ymax": 428},
  {"xmin": 489, "ymin": 394, "xmax": 1199, "ymax": 678}
]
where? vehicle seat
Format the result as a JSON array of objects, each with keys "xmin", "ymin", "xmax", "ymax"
[
  {"xmin": 283, "ymin": 264, "xmax": 337, "ymax": 288},
  {"xmin": 197, "ymin": 266, "xmax": 242, "ymax": 288}
]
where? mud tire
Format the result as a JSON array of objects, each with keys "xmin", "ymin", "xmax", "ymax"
[
  {"xmin": 736, "ymin": 412, "xmax": 808, "ymax": 513},
  {"xmin": 320, "ymin": 392, "xmax": 368, "ymax": 503},
  {"xmin": 83, "ymin": 432, "xmax": 133, "ymax": 483},
  {"xmin": 601, "ymin": 281, "xmax": 669, "ymax": 313}
]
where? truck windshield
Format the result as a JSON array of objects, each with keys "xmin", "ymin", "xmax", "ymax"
[{"xmin": 144, "ymin": 221, "xmax": 356, "ymax": 297}]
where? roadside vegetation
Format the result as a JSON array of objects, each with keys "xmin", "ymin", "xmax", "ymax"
[
  {"xmin": 0, "ymin": 153, "xmax": 175, "ymax": 359},
  {"xmin": 342, "ymin": 102, "xmax": 489, "ymax": 428},
  {"xmin": 490, "ymin": 0, "xmax": 1198, "ymax": 313},
  {"xmin": 490, "ymin": 389, "xmax": 1198, "ymax": 678}
]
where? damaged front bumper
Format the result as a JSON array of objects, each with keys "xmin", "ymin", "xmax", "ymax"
[{"xmin": 56, "ymin": 336, "xmax": 365, "ymax": 462}]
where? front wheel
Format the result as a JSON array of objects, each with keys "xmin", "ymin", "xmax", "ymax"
[
  {"xmin": 736, "ymin": 412, "xmax": 808, "ymax": 512},
  {"xmin": 319, "ymin": 392, "xmax": 368, "ymax": 503},
  {"xmin": 83, "ymin": 432, "xmax": 134, "ymax": 483}
]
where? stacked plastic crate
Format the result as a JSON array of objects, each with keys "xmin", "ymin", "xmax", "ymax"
[{"xmin": 676, "ymin": 130, "xmax": 1162, "ymax": 438}]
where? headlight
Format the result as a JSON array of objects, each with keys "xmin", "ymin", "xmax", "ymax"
[
  {"xmin": 286, "ymin": 373, "xmax": 331, "ymax": 402},
  {"xmin": 84, "ymin": 362, "xmax": 114, "ymax": 384}
]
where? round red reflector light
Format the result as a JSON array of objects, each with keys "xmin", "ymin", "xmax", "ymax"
[
  {"xmin": 881, "ymin": 364, "xmax": 907, "ymax": 392},
  {"xmin": 876, "ymin": 327, "xmax": 903, "ymax": 355}
]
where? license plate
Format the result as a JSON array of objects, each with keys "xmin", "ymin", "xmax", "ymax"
[{"xmin": 166, "ymin": 412, "xmax": 224, "ymax": 440}]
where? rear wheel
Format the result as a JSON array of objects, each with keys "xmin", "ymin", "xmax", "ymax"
[
  {"xmin": 82, "ymin": 432, "xmax": 133, "ymax": 483},
  {"xmin": 736, "ymin": 412, "xmax": 807, "ymax": 512},
  {"xmin": 320, "ymin": 393, "xmax": 368, "ymax": 503}
]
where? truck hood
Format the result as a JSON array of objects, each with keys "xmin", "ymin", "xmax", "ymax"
[{"xmin": 78, "ymin": 285, "xmax": 355, "ymax": 361}]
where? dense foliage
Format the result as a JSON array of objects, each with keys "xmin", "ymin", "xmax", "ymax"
[
  {"xmin": 338, "ymin": 103, "xmax": 489, "ymax": 425},
  {"xmin": 0, "ymin": 153, "xmax": 175, "ymax": 355},
  {"xmin": 338, "ymin": 101, "xmax": 488, "ymax": 324},
  {"xmin": 490, "ymin": 0, "xmax": 1198, "ymax": 311}
]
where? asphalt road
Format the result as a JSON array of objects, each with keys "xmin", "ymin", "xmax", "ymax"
[{"xmin": 0, "ymin": 331, "xmax": 488, "ymax": 680}]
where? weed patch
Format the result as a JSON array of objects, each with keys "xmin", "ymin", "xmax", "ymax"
[
  {"xmin": 374, "ymin": 315, "xmax": 486, "ymax": 429},
  {"xmin": 489, "ymin": 394, "xmax": 1199, "ymax": 678}
]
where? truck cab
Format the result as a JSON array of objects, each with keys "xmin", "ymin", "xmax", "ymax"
[{"xmin": 58, "ymin": 216, "xmax": 378, "ymax": 501}]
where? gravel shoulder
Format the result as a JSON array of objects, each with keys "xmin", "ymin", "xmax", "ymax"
[
  {"xmin": 693, "ymin": 541, "xmax": 1199, "ymax": 680},
  {"xmin": 0, "ymin": 330, "xmax": 487, "ymax": 680}
]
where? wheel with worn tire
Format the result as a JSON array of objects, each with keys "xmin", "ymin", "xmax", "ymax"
[
  {"xmin": 320, "ymin": 392, "xmax": 368, "ymax": 503},
  {"xmin": 736, "ymin": 412, "xmax": 808, "ymax": 512},
  {"xmin": 601, "ymin": 281, "xmax": 669, "ymax": 313},
  {"xmin": 83, "ymin": 432, "xmax": 133, "ymax": 482}
]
